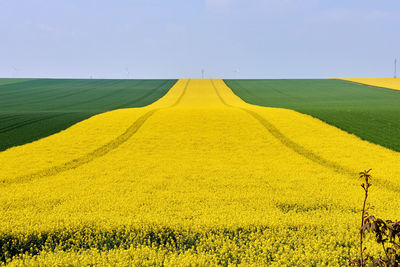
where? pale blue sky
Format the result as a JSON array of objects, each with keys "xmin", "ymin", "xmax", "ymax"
[{"xmin": 0, "ymin": 0, "xmax": 399, "ymax": 79}]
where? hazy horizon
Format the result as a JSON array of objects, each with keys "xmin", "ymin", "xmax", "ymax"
[{"xmin": 1, "ymin": 0, "xmax": 399, "ymax": 79}]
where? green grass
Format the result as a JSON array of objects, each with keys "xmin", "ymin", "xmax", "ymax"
[
  {"xmin": 0, "ymin": 78, "xmax": 35, "ymax": 86},
  {"xmin": 224, "ymin": 79, "xmax": 400, "ymax": 152},
  {"xmin": 0, "ymin": 79, "xmax": 176, "ymax": 151}
]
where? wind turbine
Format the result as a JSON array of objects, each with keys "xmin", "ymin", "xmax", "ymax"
[
  {"xmin": 11, "ymin": 66, "xmax": 19, "ymax": 78},
  {"xmin": 234, "ymin": 68, "xmax": 239, "ymax": 79},
  {"xmin": 125, "ymin": 67, "xmax": 131, "ymax": 79}
]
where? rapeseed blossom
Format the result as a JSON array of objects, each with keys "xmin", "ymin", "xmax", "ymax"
[
  {"xmin": 1, "ymin": 79, "xmax": 399, "ymax": 265},
  {"xmin": 341, "ymin": 77, "xmax": 400, "ymax": 91}
]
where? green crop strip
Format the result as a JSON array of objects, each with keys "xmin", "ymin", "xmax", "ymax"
[
  {"xmin": 0, "ymin": 79, "xmax": 35, "ymax": 86},
  {"xmin": 0, "ymin": 79, "xmax": 176, "ymax": 151},
  {"xmin": 224, "ymin": 79, "xmax": 400, "ymax": 152}
]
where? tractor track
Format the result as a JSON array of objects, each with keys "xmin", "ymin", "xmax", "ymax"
[
  {"xmin": 210, "ymin": 79, "xmax": 400, "ymax": 193},
  {"xmin": 2, "ymin": 80, "xmax": 190, "ymax": 185}
]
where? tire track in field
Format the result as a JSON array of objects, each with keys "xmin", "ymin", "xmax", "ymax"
[
  {"xmin": 210, "ymin": 79, "xmax": 353, "ymax": 174},
  {"xmin": 0, "ymin": 80, "xmax": 120, "ymax": 106},
  {"xmin": 0, "ymin": 81, "xmax": 87, "ymax": 105},
  {"xmin": 3, "ymin": 80, "xmax": 190, "ymax": 185},
  {"xmin": 211, "ymin": 80, "xmax": 400, "ymax": 192},
  {"xmin": 0, "ymin": 114, "xmax": 25, "ymax": 123},
  {"xmin": 0, "ymin": 83, "xmax": 57, "ymax": 100},
  {"xmin": 0, "ymin": 81, "xmax": 166, "ymax": 140},
  {"xmin": 113, "ymin": 80, "xmax": 173, "ymax": 109},
  {"xmin": 46, "ymin": 80, "xmax": 145, "ymax": 111},
  {"xmin": 0, "ymin": 114, "xmax": 68, "ymax": 134}
]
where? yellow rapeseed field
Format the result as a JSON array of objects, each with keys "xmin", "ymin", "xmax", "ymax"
[
  {"xmin": 1, "ymin": 79, "xmax": 400, "ymax": 265},
  {"xmin": 341, "ymin": 77, "xmax": 400, "ymax": 90}
]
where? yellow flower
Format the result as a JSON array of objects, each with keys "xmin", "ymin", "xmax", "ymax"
[{"xmin": 1, "ymin": 79, "xmax": 399, "ymax": 265}]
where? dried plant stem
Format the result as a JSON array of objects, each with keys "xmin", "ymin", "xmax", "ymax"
[
  {"xmin": 382, "ymin": 242, "xmax": 389, "ymax": 261},
  {"xmin": 351, "ymin": 169, "xmax": 400, "ymax": 266},
  {"xmin": 360, "ymin": 186, "xmax": 368, "ymax": 267},
  {"xmin": 359, "ymin": 169, "xmax": 371, "ymax": 267}
]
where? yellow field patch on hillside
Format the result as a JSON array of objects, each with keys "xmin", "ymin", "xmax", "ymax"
[
  {"xmin": 0, "ymin": 79, "xmax": 187, "ymax": 182},
  {"xmin": 1, "ymin": 79, "xmax": 400, "ymax": 265},
  {"xmin": 341, "ymin": 77, "xmax": 400, "ymax": 90}
]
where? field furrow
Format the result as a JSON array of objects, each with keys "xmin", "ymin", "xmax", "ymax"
[
  {"xmin": 225, "ymin": 79, "xmax": 400, "ymax": 152},
  {"xmin": 1, "ymin": 79, "xmax": 399, "ymax": 265},
  {"xmin": 0, "ymin": 79, "xmax": 176, "ymax": 151}
]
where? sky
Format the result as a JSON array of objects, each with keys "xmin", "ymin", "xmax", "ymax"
[{"xmin": 0, "ymin": 0, "xmax": 399, "ymax": 79}]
